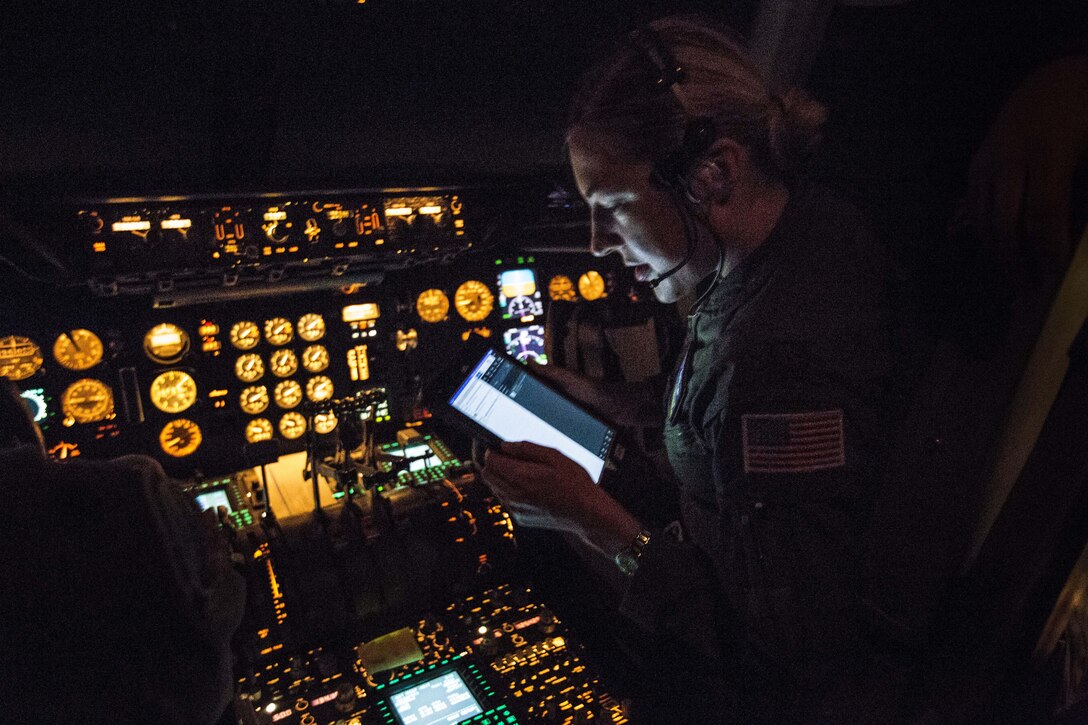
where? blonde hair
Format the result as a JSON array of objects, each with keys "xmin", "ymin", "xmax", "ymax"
[{"xmin": 568, "ymin": 16, "xmax": 827, "ymax": 181}]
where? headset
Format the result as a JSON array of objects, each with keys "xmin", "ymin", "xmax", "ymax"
[{"xmin": 627, "ymin": 26, "xmax": 731, "ymax": 288}]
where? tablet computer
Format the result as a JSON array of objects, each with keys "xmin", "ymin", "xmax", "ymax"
[{"xmin": 445, "ymin": 349, "xmax": 621, "ymax": 484}]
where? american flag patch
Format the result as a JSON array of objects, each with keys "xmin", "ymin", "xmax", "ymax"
[{"xmin": 742, "ymin": 409, "xmax": 845, "ymax": 474}]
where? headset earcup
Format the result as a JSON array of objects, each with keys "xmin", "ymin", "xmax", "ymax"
[{"xmin": 686, "ymin": 161, "xmax": 731, "ymax": 204}]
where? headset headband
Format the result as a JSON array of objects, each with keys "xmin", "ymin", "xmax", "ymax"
[{"xmin": 627, "ymin": 25, "xmax": 716, "ymax": 186}]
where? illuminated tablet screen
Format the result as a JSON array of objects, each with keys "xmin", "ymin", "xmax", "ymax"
[
  {"xmin": 195, "ymin": 489, "xmax": 231, "ymax": 513},
  {"xmin": 389, "ymin": 671, "xmax": 483, "ymax": 725},
  {"xmin": 448, "ymin": 350, "xmax": 614, "ymax": 483}
]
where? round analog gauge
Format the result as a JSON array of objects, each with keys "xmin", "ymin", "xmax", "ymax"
[
  {"xmin": 313, "ymin": 411, "xmax": 338, "ymax": 435},
  {"xmin": 149, "ymin": 370, "xmax": 197, "ymax": 414},
  {"xmin": 306, "ymin": 375, "xmax": 334, "ymax": 402},
  {"xmin": 53, "ymin": 329, "xmax": 104, "ymax": 371},
  {"xmin": 548, "ymin": 275, "xmax": 577, "ymax": 302},
  {"xmin": 578, "ymin": 271, "xmax": 607, "ymax": 301},
  {"xmin": 416, "ymin": 288, "xmax": 450, "ymax": 323},
  {"xmin": 297, "ymin": 313, "xmax": 326, "ymax": 342},
  {"xmin": 61, "ymin": 378, "xmax": 114, "ymax": 424},
  {"xmin": 144, "ymin": 323, "xmax": 190, "ymax": 364},
  {"xmin": 274, "ymin": 379, "xmax": 303, "ymax": 409},
  {"xmin": 245, "ymin": 417, "xmax": 274, "ymax": 443},
  {"xmin": 269, "ymin": 349, "xmax": 299, "ymax": 378},
  {"xmin": 454, "ymin": 280, "xmax": 494, "ymax": 322},
  {"xmin": 159, "ymin": 419, "xmax": 202, "ymax": 457},
  {"xmin": 301, "ymin": 344, "xmax": 329, "ymax": 373},
  {"xmin": 239, "ymin": 385, "xmax": 269, "ymax": 415},
  {"xmin": 264, "ymin": 317, "xmax": 294, "ymax": 346},
  {"xmin": 0, "ymin": 335, "xmax": 44, "ymax": 380},
  {"xmin": 279, "ymin": 412, "xmax": 307, "ymax": 440},
  {"xmin": 229, "ymin": 321, "xmax": 260, "ymax": 350},
  {"xmin": 235, "ymin": 354, "xmax": 264, "ymax": 382}
]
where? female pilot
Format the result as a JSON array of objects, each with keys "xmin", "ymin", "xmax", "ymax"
[{"xmin": 480, "ymin": 16, "xmax": 907, "ymax": 722}]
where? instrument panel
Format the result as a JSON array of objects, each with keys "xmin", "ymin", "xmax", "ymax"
[{"xmin": 3, "ymin": 249, "xmax": 627, "ymax": 475}]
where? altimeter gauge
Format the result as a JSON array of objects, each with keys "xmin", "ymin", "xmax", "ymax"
[
  {"xmin": 61, "ymin": 378, "xmax": 114, "ymax": 424},
  {"xmin": 454, "ymin": 280, "xmax": 494, "ymax": 322},
  {"xmin": 274, "ymin": 379, "xmax": 303, "ymax": 409},
  {"xmin": 160, "ymin": 419, "xmax": 202, "ymax": 457},
  {"xmin": 149, "ymin": 370, "xmax": 197, "ymax": 414},
  {"xmin": 302, "ymin": 345, "xmax": 329, "ymax": 373},
  {"xmin": 235, "ymin": 354, "xmax": 265, "ymax": 382},
  {"xmin": 54, "ymin": 329, "xmax": 104, "ymax": 371},
  {"xmin": 239, "ymin": 385, "xmax": 269, "ymax": 415},
  {"xmin": 269, "ymin": 348, "xmax": 299, "ymax": 378},
  {"xmin": 279, "ymin": 412, "xmax": 306, "ymax": 440},
  {"xmin": 144, "ymin": 323, "xmax": 190, "ymax": 364},
  {"xmin": 578, "ymin": 271, "xmax": 606, "ymax": 301},
  {"xmin": 305, "ymin": 375, "xmax": 334, "ymax": 402},
  {"xmin": 229, "ymin": 321, "xmax": 260, "ymax": 350},
  {"xmin": 313, "ymin": 411, "xmax": 338, "ymax": 435},
  {"xmin": 0, "ymin": 335, "xmax": 44, "ymax": 380},
  {"xmin": 416, "ymin": 288, "xmax": 450, "ymax": 323},
  {"xmin": 264, "ymin": 317, "xmax": 294, "ymax": 346},
  {"xmin": 245, "ymin": 418, "xmax": 274, "ymax": 443},
  {"xmin": 297, "ymin": 313, "xmax": 326, "ymax": 342}
]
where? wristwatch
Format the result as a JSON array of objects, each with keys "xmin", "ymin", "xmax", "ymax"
[{"xmin": 614, "ymin": 529, "xmax": 652, "ymax": 577}]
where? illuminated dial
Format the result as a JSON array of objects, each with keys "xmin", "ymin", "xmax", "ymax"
[
  {"xmin": 229, "ymin": 321, "xmax": 260, "ymax": 350},
  {"xmin": 548, "ymin": 275, "xmax": 577, "ymax": 302},
  {"xmin": 53, "ymin": 329, "xmax": 104, "ymax": 371},
  {"xmin": 235, "ymin": 354, "xmax": 265, "ymax": 382},
  {"xmin": 239, "ymin": 385, "xmax": 269, "ymax": 414},
  {"xmin": 264, "ymin": 317, "xmax": 294, "ymax": 346},
  {"xmin": 274, "ymin": 379, "xmax": 303, "ymax": 409},
  {"xmin": 61, "ymin": 378, "xmax": 114, "ymax": 424},
  {"xmin": 306, "ymin": 375, "xmax": 334, "ymax": 402},
  {"xmin": 302, "ymin": 344, "xmax": 329, "ymax": 373},
  {"xmin": 245, "ymin": 418, "xmax": 274, "ymax": 443},
  {"xmin": 159, "ymin": 419, "xmax": 202, "ymax": 457},
  {"xmin": 149, "ymin": 370, "xmax": 197, "ymax": 414},
  {"xmin": 144, "ymin": 323, "xmax": 190, "ymax": 364},
  {"xmin": 313, "ymin": 411, "xmax": 338, "ymax": 435},
  {"xmin": 297, "ymin": 313, "xmax": 326, "ymax": 342},
  {"xmin": 0, "ymin": 336, "xmax": 44, "ymax": 380},
  {"xmin": 507, "ymin": 296, "xmax": 538, "ymax": 318},
  {"xmin": 279, "ymin": 412, "xmax": 307, "ymax": 440},
  {"xmin": 578, "ymin": 271, "xmax": 607, "ymax": 301},
  {"xmin": 269, "ymin": 349, "xmax": 299, "ymax": 378},
  {"xmin": 454, "ymin": 280, "xmax": 494, "ymax": 322},
  {"xmin": 416, "ymin": 288, "xmax": 450, "ymax": 323}
]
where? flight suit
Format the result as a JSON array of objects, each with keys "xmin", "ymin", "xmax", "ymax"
[{"xmin": 621, "ymin": 185, "xmax": 907, "ymax": 721}]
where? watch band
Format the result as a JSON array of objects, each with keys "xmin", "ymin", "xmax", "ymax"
[{"xmin": 614, "ymin": 529, "xmax": 652, "ymax": 577}]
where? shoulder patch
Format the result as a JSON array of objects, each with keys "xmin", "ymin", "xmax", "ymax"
[{"xmin": 742, "ymin": 409, "xmax": 845, "ymax": 474}]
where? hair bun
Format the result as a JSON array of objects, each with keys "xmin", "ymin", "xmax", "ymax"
[{"xmin": 767, "ymin": 87, "xmax": 827, "ymax": 175}]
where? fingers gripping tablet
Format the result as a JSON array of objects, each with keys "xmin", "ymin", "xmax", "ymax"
[{"xmin": 446, "ymin": 350, "xmax": 621, "ymax": 484}]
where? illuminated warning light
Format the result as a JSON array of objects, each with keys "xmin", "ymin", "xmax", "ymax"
[
  {"xmin": 334, "ymin": 242, "xmax": 345, "ymax": 249},
  {"xmin": 374, "ymin": 239, "xmax": 384, "ymax": 245},
  {"xmin": 112, "ymin": 220, "xmax": 151, "ymax": 232},
  {"xmin": 326, "ymin": 209, "xmax": 350, "ymax": 220},
  {"xmin": 198, "ymin": 322, "xmax": 219, "ymax": 336},
  {"xmin": 208, "ymin": 389, "xmax": 229, "ymax": 398},
  {"xmin": 202, "ymin": 340, "xmax": 221, "ymax": 353},
  {"xmin": 263, "ymin": 247, "xmax": 272, "ymax": 256},
  {"xmin": 454, "ymin": 219, "xmax": 465, "ymax": 228},
  {"xmin": 212, "ymin": 251, "xmax": 220, "ymax": 258},
  {"xmin": 160, "ymin": 218, "xmax": 191, "ymax": 230},
  {"xmin": 385, "ymin": 207, "xmax": 412, "ymax": 216},
  {"xmin": 48, "ymin": 441, "xmax": 81, "ymax": 459},
  {"xmin": 288, "ymin": 246, "xmax": 299, "ymax": 252},
  {"xmin": 347, "ymin": 345, "xmax": 370, "ymax": 381},
  {"xmin": 348, "ymin": 241, "xmax": 358, "ymax": 248},
  {"xmin": 263, "ymin": 209, "xmax": 287, "ymax": 221},
  {"xmin": 342, "ymin": 303, "xmax": 380, "ymax": 322},
  {"xmin": 310, "ymin": 692, "xmax": 337, "ymax": 707},
  {"xmin": 419, "ymin": 205, "xmax": 442, "ymax": 215},
  {"xmin": 93, "ymin": 241, "xmax": 107, "ymax": 252}
]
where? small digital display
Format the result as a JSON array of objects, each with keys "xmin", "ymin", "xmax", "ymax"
[
  {"xmin": 389, "ymin": 671, "xmax": 483, "ymax": 725},
  {"xmin": 498, "ymin": 268, "xmax": 543, "ymax": 320},
  {"xmin": 390, "ymin": 442, "xmax": 442, "ymax": 472},
  {"xmin": 195, "ymin": 489, "xmax": 232, "ymax": 513},
  {"xmin": 503, "ymin": 325, "xmax": 547, "ymax": 364}
]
